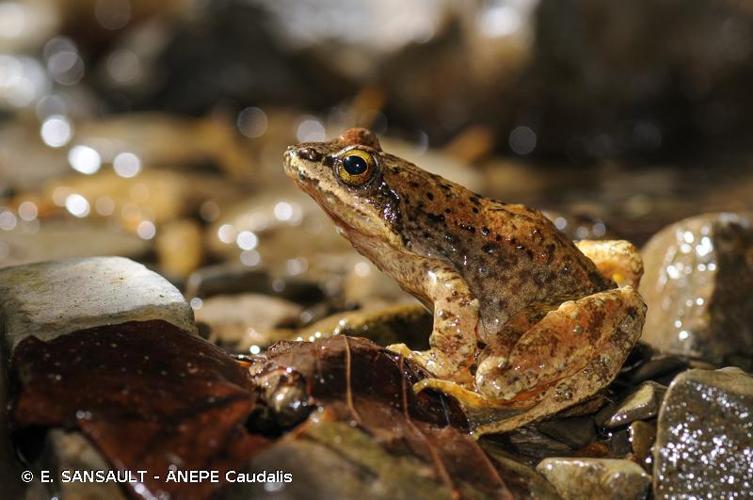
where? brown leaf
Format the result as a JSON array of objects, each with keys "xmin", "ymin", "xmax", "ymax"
[{"xmin": 11, "ymin": 320, "xmax": 269, "ymax": 499}]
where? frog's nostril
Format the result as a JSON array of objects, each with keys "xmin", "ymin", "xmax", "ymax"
[{"xmin": 296, "ymin": 147, "xmax": 322, "ymax": 162}]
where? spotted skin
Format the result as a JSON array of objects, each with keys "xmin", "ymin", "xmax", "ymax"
[{"xmin": 283, "ymin": 128, "xmax": 646, "ymax": 411}]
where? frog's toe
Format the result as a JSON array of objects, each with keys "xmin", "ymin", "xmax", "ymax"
[
  {"xmin": 387, "ymin": 342, "xmax": 414, "ymax": 358},
  {"xmin": 575, "ymin": 239, "xmax": 644, "ymax": 288},
  {"xmin": 413, "ymin": 378, "xmax": 496, "ymax": 410}
]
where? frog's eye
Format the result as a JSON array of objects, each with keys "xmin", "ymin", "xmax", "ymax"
[{"xmin": 337, "ymin": 149, "xmax": 377, "ymax": 187}]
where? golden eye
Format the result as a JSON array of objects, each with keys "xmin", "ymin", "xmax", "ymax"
[{"xmin": 337, "ymin": 149, "xmax": 376, "ymax": 186}]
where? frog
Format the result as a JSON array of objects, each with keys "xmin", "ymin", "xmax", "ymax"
[{"xmin": 283, "ymin": 128, "xmax": 646, "ymax": 434}]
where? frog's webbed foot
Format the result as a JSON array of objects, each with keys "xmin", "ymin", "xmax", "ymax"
[
  {"xmin": 575, "ymin": 239, "xmax": 643, "ymax": 288},
  {"xmin": 388, "ymin": 343, "xmax": 475, "ymax": 386}
]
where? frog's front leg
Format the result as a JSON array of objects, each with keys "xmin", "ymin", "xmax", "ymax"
[
  {"xmin": 388, "ymin": 265, "xmax": 479, "ymax": 385},
  {"xmin": 476, "ymin": 286, "xmax": 645, "ymax": 403}
]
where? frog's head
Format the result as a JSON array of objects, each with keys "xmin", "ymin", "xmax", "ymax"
[{"xmin": 284, "ymin": 128, "xmax": 404, "ymax": 248}]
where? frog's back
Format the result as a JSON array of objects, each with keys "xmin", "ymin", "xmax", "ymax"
[{"xmin": 388, "ymin": 162, "xmax": 611, "ymax": 335}]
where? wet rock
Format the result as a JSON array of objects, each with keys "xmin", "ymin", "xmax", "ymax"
[
  {"xmin": 0, "ymin": 221, "xmax": 149, "ymax": 268},
  {"xmin": 603, "ymin": 381, "xmax": 667, "ymax": 429},
  {"xmin": 640, "ymin": 213, "xmax": 753, "ymax": 367},
  {"xmin": 628, "ymin": 420, "xmax": 656, "ymax": 471},
  {"xmin": 194, "ymin": 293, "xmax": 303, "ymax": 352},
  {"xmin": 654, "ymin": 368, "xmax": 753, "ymax": 498},
  {"xmin": 537, "ymin": 415, "xmax": 597, "ymax": 449},
  {"xmin": 0, "ymin": 256, "xmax": 196, "ymax": 349},
  {"xmin": 608, "ymin": 428, "xmax": 631, "ymax": 457},
  {"xmin": 537, "ymin": 458, "xmax": 651, "ymax": 500}
]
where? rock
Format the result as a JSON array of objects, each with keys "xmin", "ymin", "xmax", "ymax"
[
  {"xmin": 603, "ymin": 381, "xmax": 667, "ymax": 428},
  {"xmin": 653, "ymin": 368, "xmax": 753, "ymax": 498},
  {"xmin": 628, "ymin": 420, "xmax": 656, "ymax": 470},
  {"xmin": 537, "ymin": 415, "xmax": 597, "ymax": 449},
  {"xmin": 0, "ymin": 256, "xmax": 196, "ymax": 349},
  {"xmin": 608, "ymin": 428, "xmax": 631, "ymax": 457},
  {"xmin": 537, "ymin": 458, "xmax": 651, "ymax": 500},
  {"xmin": 0, "ymin": 220, "xmax": 149, "ymax": 268},
  {"xmin": 194, "ymin": 293, "xmax": 303, "ymax": 352},
  {"xmin": 640, "ymin": 213, "xmax": 753, "ymax": 367}
]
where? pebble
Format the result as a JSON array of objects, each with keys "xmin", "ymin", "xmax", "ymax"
[
  {"xmin": 628, "ymin": 420, "xmax": 656, "ymax": 470},
  {"xmin": 603, "ymin": 381, "xmax": 667, "ymax": 428},
  {"xmin": 537, "ymin": 457, "xmax": 651, "ymax": 500}
]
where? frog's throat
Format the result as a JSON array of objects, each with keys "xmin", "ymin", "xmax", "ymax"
[{"xmin": 319, "ymin": 201, "xmax": 403, "ymax": 250}]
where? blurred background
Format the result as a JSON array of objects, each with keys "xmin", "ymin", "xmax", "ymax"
[{"xmin": 2, "ymin": 0, "xmax": 753, "ymax": 350}]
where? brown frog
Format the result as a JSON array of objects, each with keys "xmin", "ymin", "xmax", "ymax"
[{"xmin": 284, "ymin": 128, "xmax": 646, "ymax": 434}]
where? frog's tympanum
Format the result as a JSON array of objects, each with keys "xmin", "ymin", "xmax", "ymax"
[{"xmin": 284, "ymin": 128, "xmax": 646, "ymax": 435}]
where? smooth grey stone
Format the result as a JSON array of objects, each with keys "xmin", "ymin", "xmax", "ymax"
[
  {"xmin": 654, "ymin": 368, "xmax": 753, "ymax": 499},
  {"xmin": 537, "ymin": 458, "xmax": 651, "ymax": 500},
  {"xmin": 0, "ymin": 256, "xmax": 196, "ymax": 351},
  {"xmin": 604, "ymin": 381, "xmax": 667, "ymax": 428}
]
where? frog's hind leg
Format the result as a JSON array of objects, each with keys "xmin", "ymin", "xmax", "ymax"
[
  {"xmin": 388, "ymin": 264, "xmax": 479, "ymax": 386},
  {"xmin": 475, "ymin": 286, "xmax": 646, "ymax": 404}
]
